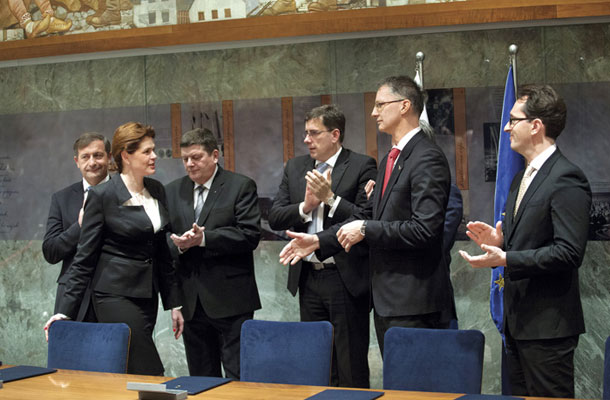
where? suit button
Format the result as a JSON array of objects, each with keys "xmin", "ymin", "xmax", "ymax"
[{"xmin": 147, "ymin": 240, "xmax": 153, "ymax": 246}]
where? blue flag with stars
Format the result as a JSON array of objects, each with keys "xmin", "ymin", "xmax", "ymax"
[{"xmin": 491, "ymin": 65, "xmax": 524, "ymax": 338}]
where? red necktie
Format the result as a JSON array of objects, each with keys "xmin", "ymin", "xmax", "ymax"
[{"xmin": 382, "ymin": 147, "xmax": 401, "ymax": 196}]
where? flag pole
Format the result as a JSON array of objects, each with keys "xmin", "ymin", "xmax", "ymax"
[
  {"xmin": 509, "ymin": 44, "xmax": 518, "ymax": 94},
  {"xmin": 415, "ymin": 51, "xmax": 425, "ymax": 89}
]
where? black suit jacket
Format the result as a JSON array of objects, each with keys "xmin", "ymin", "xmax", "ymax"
[
  {"xmin": 319, "ymin": 133, "xmax": 453, "ymax": 317},
  {"xmin": 42, "ymin": 181, "xmax": 93, "ymax": 320},
  {"xmin": 503, "ymin": 149, "xmax": 591, "ymax": 340},
  {"xmin": 58, "ymin": 175, "xmax": 180, "ymax": 319},
  {"xmin": 165, "ymin": 167, "xmax": 262, "ymax": 321},
  {"xmin": 268, "ymin": 148, "xmax": 377, "ymax": 298}
]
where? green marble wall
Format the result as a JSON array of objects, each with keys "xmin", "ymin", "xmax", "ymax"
[{"xmin": 1, "ymin": 22, "xmax": 609, "ymax": 398}]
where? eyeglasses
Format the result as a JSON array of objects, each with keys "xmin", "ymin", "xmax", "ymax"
[
  {"xmin": 303, "ymin": 130, "xmax": 331, "ymax": 139},
  {"xmin": 374, "ymin": 98, "xmax": 406, "ymax": 111},
  {"xmin": 507, "ymin": 117, "xmax": 532, "ymax": 128}
]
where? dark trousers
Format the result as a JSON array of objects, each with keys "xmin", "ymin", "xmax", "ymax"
[
  {"xmin": 182, "ymin": 298, "xmax": 252, "ymax": 379},
  {"xmin": 299, "ymin": 265, "xmax": 370, "ymax": 388},
  {"xmin": 92, "ymin": 291, "xmax": 162, "ymax": 375},
  {"xmin": 504, "ymin": 325, "xmax": 579, "ymax": 398},
  {"xmin": 374, "ymin": 310, "xmax": 449, "ymax": 357}
]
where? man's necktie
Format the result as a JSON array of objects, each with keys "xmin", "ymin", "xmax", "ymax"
[
  {"xmin": 194, "ymin": 186, "xmax": 204, "ymax": 222},
  {"xmin": 382, "ymin": 147, "xmax": 401, "ymax": 196},
  {"xmin": 513, "ymin": 165, "xmax": 535, "ymax": 217},
  {"xmin": 308, "ymin": 162, "xmax": 330, "ymax": 234}
]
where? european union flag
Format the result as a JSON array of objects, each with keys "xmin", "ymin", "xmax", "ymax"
[{"xmin": 491, "ymin": 65, "xmax": 524, "ymax": 338}]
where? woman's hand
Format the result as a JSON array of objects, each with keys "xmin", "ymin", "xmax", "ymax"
[
  {"xmin": 43, "ymin": 313, "xmax": 69, "ymax": 342},
  {"xmin": 171, "ymin": 308, "xmax": 184, "ymax": 340}
]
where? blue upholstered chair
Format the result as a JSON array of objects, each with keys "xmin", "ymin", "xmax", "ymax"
[
  {"xmin": 240, "ymin": 319, "xmax": 333, "ymax": 386},
  {"xmin": 47, "ymin": 320, "xmax": 131, "ymax": 373},
  {"xmin": 603, "ymin": 337, "xmax": 610, "ymax": 400},
  {"xmin": 383, "ymin": 327, "xmax": 485, "ymax": 394}
]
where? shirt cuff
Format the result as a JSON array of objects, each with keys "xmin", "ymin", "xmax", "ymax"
[
  {"xmin": 199, "ymin": 232, "xmax": 206, "ymax": 247},
  {"xmin": 327, "ymin": 196, "xmax": 341, "ymax": 218},
  {"xmin": 299, "ymin": 202, "xmax": 313, "ymax": 223}
]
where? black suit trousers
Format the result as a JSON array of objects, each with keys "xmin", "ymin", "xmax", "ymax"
[
  {"xmin": 182, "ymin": 299, "xmax": 253, "ymax": 380},
  {"xmin": 504, "ymin": 324, "xmax": 579, "ymax": 398},
  {"xmin": 298, "ymin": 265, "xmax": 370, "ymax": 388},
  {"xmin": 92, "ymin": 291, "xmax": 162, "ymax": 375}
]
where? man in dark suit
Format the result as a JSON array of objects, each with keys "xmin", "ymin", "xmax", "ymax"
[
  {"xmin": 42, "ymin": 132, "xmax": 110, "ymax": 321},
  {"xmin": 334, "ymin": 76, "xmax": 453, "ymax": 355},
  {"xmin": 269, "ymin": 104, "xmax": 377, "ymax": 388},
  {"xmin": 281, "ymin": 77, "xmax": 454, "ymax": 356},
  {"xmin": 459, "ymin": 85, "xmax": 591, "ymax": 398},
  {"xmin": 165, "ymin": 128, "xmax": 262, "ymax": 380}
]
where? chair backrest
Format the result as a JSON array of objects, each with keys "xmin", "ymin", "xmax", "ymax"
[
  {"xmin": 47, "ymin": 320, "xmax": 131, "ymax": 373},
  {"xmin": 383, "ymin": 327, "xmax": 485, "ymax": 394},
  {"xmin": 240, "ymin": 319, "xmax": 333, "ymax": 386},
  {"xmin": 602, "ymin": 337, "xmax": 610, "ymax": 400}
]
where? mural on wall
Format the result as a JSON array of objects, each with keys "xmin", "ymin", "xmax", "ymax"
[{"xmin": 0, "ymin": 0, "xmax": 466, "ymax": 40}]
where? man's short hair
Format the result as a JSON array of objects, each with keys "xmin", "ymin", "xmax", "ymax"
[
  {"xmin": 180, "ymin": 128, "xmax": 218, "ymax": 154},
  {"xmin": 304, "ymin": 104, "xmax": 345, "ymax": 143},
  {"xmin": 73, "ymin": 132, "xmax": 110, "ymax": 157},
  {"xmin": 379, "ymin": 75, "xmax": 424, "ymax": 118},
  {"xmin": 518, "ymin": 84, "xmax": 567, "ymax": 140}
]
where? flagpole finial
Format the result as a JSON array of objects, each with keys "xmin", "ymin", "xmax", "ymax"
[
  {"xmin": 416, "ymin": 51, "xmax": 425, "ymax": 61},
  {"xmin": 509, "ymin": 44, "xmax": 518, "ymax": 55}
]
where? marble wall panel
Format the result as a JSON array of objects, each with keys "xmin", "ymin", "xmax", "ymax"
[
  {"xmin": 333, "ymin": 27, "xmax": 545, "ymax": 93},
  {"xmin": 544, "ymin": 23, "xmax": 610, "ymax": 84},
  {"xmin": 0, "ymin": 58, "xmax": 146, "ymax": 115},
  {"xmin": 145, "ymin": 42, "xmax": 334, "ymax": 105}
]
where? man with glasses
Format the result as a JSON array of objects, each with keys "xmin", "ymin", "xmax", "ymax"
[
  {"xmin": 279, "ymin": 76, "xmax": 454, "ymax": 356},
  {"xmin": 269, "ymin": 104, "xmax": 377, "ymax": 388},
  {"xmin": 459, "ymin": 85, "xmax": 591, "ymax": 398}
]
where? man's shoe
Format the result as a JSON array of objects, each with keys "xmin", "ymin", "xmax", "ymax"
[
  {"xmin": 88, "ymin": 10, "xmax": 121, "ymax": 27},
  {"xmin": 24, "ymin": 14, "xmax": 51, "ymax": 38},
  {"xmin": 308, "ymin": 0, "xmax": 338, "ymax": 12},
  {"xmin": 47, "ymin": 17, "xmax": 73, "ymax": 34},
  {"xmin": 261, "ymin": 0, "xmax": 297, "ymax": 16}
]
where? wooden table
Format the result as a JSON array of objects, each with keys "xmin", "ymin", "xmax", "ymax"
[{"xmin": 0, "ymin": 367, "xmax": 574, "ymax": 400}]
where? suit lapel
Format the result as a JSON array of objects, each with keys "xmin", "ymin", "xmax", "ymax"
[
  {"xmin": 508, "ymin": 150, "xmax": 562, "ymax": 241},
  {"xmin": 144, "ymin": 178, "xmax": 169, "ymax": 228},
  {"xmin": 297, "ymin": 157, "xmax": 315, "ymax": 202},
  {"xmin": 70, "ymin": 182, "xmax": 84, "ymax": 220},
  {"xmin": 179, "ymin": 176, "xmax": 196, "ymax": 226},
  {"xmin": 330, "ymin": 149, "xmax": 349, "ymax": 193},
  {"xmin": 113, "ymin": 174, "xmax": 134, "ymax": 205},
  {"xmin": 375, "ymin": 134, "xmax": 421, "ymax": 217},
  {"xmin": 503, "ymin": 170, "xmax": 522, "ymax": 239},
  {"xmin": 113, "ymin": 175, "xmax": 153, "ymax": 232},
  {"xmin": 197, "ymin": 167, "xmax": 226, "ymax": 225},
  {"xmin": 372, "ymin": 155, "xmax": 387, "ymax": 218}
]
